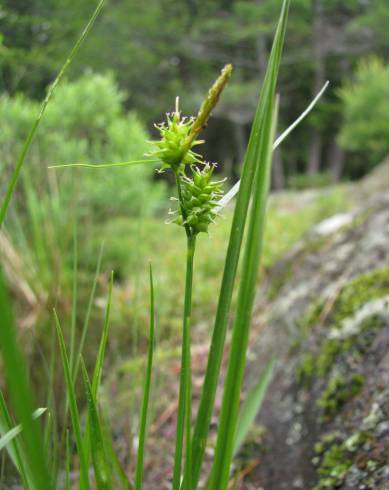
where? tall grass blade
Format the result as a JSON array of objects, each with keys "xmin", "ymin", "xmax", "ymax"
[
  {"xmin": 92, "ymin": 270, "xmax": 114, "ymax": 398},
  {"xmin": 69, "ymin": 216, "xmax": 78, "ymax": 374},
  {"xmin": 135, "ymin": 264, "xmax": 155, "ymax": 490},
  {"xmin": 209, "ymin": 97, "xmax": 279, "ymax": 490},
  {"xmin": 0, "ymin": 0, "xmax": 105, "ymax": 226},
  {"xmin": 73, "ymin": 241, "xmax": 105, "ymax": 383},
  {"xmin": 53, "ymin": 309, "xmax": 90, "ymax": 490},
  {"xmin": 81, "ymin": 360, "xmax": 112, "ymax": 490},
  {"xmin": 0, "ymin": 270, "xmax": 52, "ymax": 489},
  {"xmin": 233, "ymin": 359, "xmax": 274, "ymax": 455},
  {"xmin": 83, "ymin": 271, "xmax": 114, "ymax": 468},
  {"xmin": 188, "ymin": 2, "xmax": 290, "ymax": 488},
  {"xmin": 104, "ymin": 429, "xmax": 134, "ymax": 490},
  {"xmin": 65, "ymin": 430, "xmax": 71, "ymax": 490}
]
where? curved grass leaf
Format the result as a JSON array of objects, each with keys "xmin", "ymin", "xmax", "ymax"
[
  {"xmin": 0, "ymin": 408, "xmax": 47, "ymax": 451},
  {"xmin": 48, "ymin": 159, "xmax": 158, "ymax": 170},
  {"xmin": 216, "ymin": 80, "xmax": 329, "ymax": 210}
]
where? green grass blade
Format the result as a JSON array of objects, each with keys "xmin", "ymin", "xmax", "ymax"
[
  {"xmin": 0, "ymin": 0, "xmax": 105, "ymax": 226},
  {"xmin": 53, "ymin": 309, "xmax": 90, "ymax": 490},
  {"xmin": 48, "ymin": 159, "xmax": 158, "ymax": 169},
  {"xmin": 0, "ymin": 408, "xmax": 47, "ymax": 451},
  {"xmin": 0, "ymin": 390, "xmax": 30, "ymax": 487},
  {"xmin": 0, "ymin": 270, "xmax": 52, "ymax": 489},
  {"xmin": 65, "ymin": 430, "xmax": 71, "ymax": 490},
  {"xmin": 73, "ymin": 241, "xmax": 105, "ymax": 383},
  {"xmin": 92, "ymin": 270, "xmax": 114, "ymax": 398},
  {"xmin": 188, "ymin": 2, "xmax": 290, "ymax": 488},
  {"xmin": 83, "ymin": 271, "xmax": 113, "ymax": 470},
  {"xmin": 135, "ymin": 264, "xmax": 155, "ymax": 490},
  {"xmin": 233, "ymin": 359, "xmax": 275, "ymax": 455},
  {"xmin": 104, "ymin": 428, "xmax": 134, "ymax": 490},
  {"xmin": 209, "ymin": 96, "xmax": 279, "ymax": 490},
  {"xmin": 69, "ymin": 216, "xmax": 78, "ymax": 375},
  {"xmin": 81, "ymin": 360, "xmax": 112, "ymax": 490}
]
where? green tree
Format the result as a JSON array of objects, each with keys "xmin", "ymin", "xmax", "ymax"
[{"xmin": 338, "ymin": 57, "xmax": 389, "ymax": 176}]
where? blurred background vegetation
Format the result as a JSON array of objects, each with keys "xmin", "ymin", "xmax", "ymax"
[{"xmin": 0, "ymin": 0, "xmax": 389, "ymax": 444}]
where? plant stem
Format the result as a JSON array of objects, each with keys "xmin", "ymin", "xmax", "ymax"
[{"xmin": 172, "ymin": 233, "xmax": 196, "ymax": 490}]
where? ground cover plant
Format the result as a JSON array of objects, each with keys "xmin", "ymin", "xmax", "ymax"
[{"xmin": 0, "ymin": 0, "xmax": 352, "ymax": 488}]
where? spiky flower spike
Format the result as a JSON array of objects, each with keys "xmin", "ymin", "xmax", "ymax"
[
  {"xmin": 173, "ymin": 164, "xmax": 225, "ymax": 235},
  {"xmin": 151, "ymin": 98, "xmax": 204, "ymax": 173}
]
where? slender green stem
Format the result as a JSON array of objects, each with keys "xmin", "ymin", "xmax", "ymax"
[
  {"xmin": 172, "ymin": 234, "xmax": 196, "ymax": 490},
  {"xmin": 135, "ymin": 265, "xmax": 155, "ymax": 490}
]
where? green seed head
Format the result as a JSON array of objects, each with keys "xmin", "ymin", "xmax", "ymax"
[
  {"xmin": 151, "ymin": 98, "xmax": 203, "ymax": 173},
  {"xmin": 173, "ymin": 164, "xmax": 225, "ymax": 235}
]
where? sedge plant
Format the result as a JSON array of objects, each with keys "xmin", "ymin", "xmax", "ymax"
[{"xmin": 0, "ymin": 0, "xmax": 334, "ymax": 488}]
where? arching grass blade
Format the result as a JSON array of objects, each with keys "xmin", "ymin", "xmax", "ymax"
[{"xmin": 0, "ymin": 0, "xmax": 105, "ymax": 226}]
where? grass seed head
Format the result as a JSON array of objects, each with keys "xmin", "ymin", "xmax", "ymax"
[
  {"xmin": 174, "ymin": 164, "xmax": 225, "ymax": 234},
  {"xmin": 151, "ymin": 98, "xmax": 203, "ymax": 173}
]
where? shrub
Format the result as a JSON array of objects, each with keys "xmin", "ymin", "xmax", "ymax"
[{"xmin": 0, "ymin": 72, "xmax": 165, "ymax": 219}]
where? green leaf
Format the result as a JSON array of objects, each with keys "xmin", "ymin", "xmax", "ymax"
[
  {"xmin": 53, "ymin": 309, "xmax": 90, "ymax": 490},
  {"xmin": 0, "ymin": 270, "xmax": 52, "ymax": 489},
  {"xmin": 0, "ymin": 408, "xmax": 47, "ymax": 451},
  {"xmin": 209, "ymin": 81, "xmax": 280, "ymax": 490},
  {"xmin": 233, "ymin": 360, "xmax": 274, "ymax": 455},
  {"xmin": 48, "ymin": 159, "xmax": 158, "ymax": 169},
  {"xmin": 73, "ymin": 241, "xmax": 105, "ymax": 384},
  {"xmin": 0, "ymin": 390, "xmax": 30, "ymax": 487},
  {"xmin": 188, "ymin": 2, "xmax": 290, "ymax": 488},
  {"xmin": 81, "ymin": 360, "xmax": 112, "ymax": 490},
  {"xmin": 92, "ymin": 270, "xmax": 114, "ymax": 398},
  {"xmin": 0, "ymin": 0, "xmax": 105, "ymax": 226},
  {"xmin": 135, "ymin": 264, "xmax": 156, "ymax": 490}
]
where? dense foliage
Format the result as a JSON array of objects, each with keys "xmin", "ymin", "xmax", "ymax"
[{"xmin": 1, "ymin": 0, "xmax": 389, "ymax": 184}]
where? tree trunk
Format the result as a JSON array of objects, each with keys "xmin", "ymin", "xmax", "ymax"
[{"xmin": 327, "ymin": 138, "xmax": 345, "ymax": 182}]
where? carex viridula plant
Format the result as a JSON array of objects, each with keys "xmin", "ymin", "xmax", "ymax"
[
  {"xmin": 149, "ymin": 65, "xmax": 232, "ymax": 490},
  {"xmin": 1, "ymin": 0, "xmax": 336, "ymax": 489}
]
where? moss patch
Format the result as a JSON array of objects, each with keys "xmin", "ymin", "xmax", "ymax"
[
  {"xmin": 311, "ymin": 403, "xmax": 385, "ymax": 490},
  {"xmin": 317, "ymin": 373, "xmax": 365, "ymax": 416},
  {"xmin": 295, "ymin": 268, "xmax": 389, "ymax": 386},
  {"xmin": 332, "ymin": 268, "xmax": 389, "ymax": 325}
]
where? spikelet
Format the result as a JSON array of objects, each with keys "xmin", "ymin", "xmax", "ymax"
[{"xmin": 173, "ymin": 164, "xmax": 225, "ymax": 235}]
